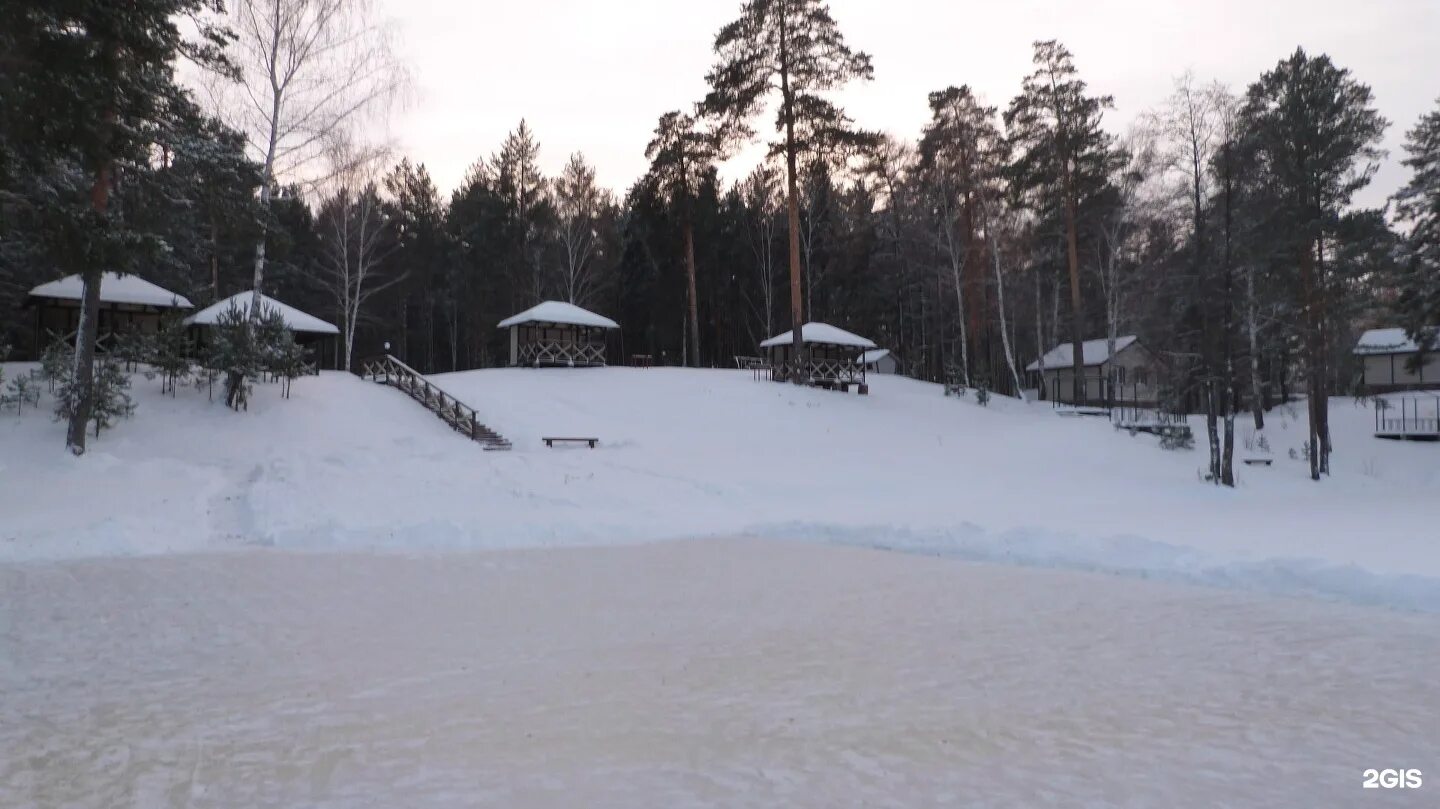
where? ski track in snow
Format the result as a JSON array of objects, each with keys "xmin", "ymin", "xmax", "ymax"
[
  {"xmin": 2, "ymin": 541, "xmax": 1437, "ymax": 808},
  {"xmin": 1, "ymin": 364, "xmax": 1438, "ymax": 613}
]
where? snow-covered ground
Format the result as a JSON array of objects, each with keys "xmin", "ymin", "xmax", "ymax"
[
  {"xmin": 3, "ymin": 540, "xmax": 1437, "ymax": 808},
  {"xmin": 2, "ymin": 364, "xmax": 1438, "ymax": 806},
  {"xmin": 1, "ymin": 363, "xmax": 1437, "ymax": 609}
]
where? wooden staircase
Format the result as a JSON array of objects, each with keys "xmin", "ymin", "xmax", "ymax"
[{"xmin": 359, "ymin": 355, "xmax": 512, "ymax": 451}]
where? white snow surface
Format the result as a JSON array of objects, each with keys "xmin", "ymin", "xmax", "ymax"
[
  {"xmin": 183, "ymin": 291, "xmax": 339, "ymax": 334},
  {"xmin": 27, "ymin": 271, "xmax": 193, "ymax": 308},
  {"xmin": 760, "ymin": 322, "xmax": 877, "ymax": 349},
  {"xmin": 2, "ymin": 364, "xmax": 1438, "ymax": 612},
  {"xmin": 858, "ymin": 347, "xmax": 891, "ymax": 364},
  {"xmin": 1026, "ymin": 335, "xmax": 1138, "ymax": 371},
  {"xmin": 497, "ymin": 300, "xmax": 620, "ymax": 329},
  {"xmin": 1354, "ymin": 326, "xmax": 1437, "ymax": 355},
  {"xmin": 3, "ymin": 540, "xmax": 1437, "ymax": 808}
]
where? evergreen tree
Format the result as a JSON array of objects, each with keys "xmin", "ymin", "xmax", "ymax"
[
  {"xmin": 1239, "ymin": 48, "xmax": 1387, "ymax": 480},
  {"xmin": 704, "ymin": 0, "xmax": 874, "ymax": 380},
  {"xmin": 383, "ymin": 159, "xmax": 448, "ymax": 371},
  {"xmin": 1, "ymin": 0, "xmax": 231, "ymax": 454},
  {"xmin": 645, "ymin": 111, "xmax": 719, "ymax": 367},
  {"xmin": 151, "ymin": 315, "xmax": 193, "ymax": 396},
  {"xmin": 1005, "ymin": 40, "xmax": 1122, "ymax": 405},
  {"xmin": 1395, "ymin": 97, "xmax": 1440, "ymax": 349}
]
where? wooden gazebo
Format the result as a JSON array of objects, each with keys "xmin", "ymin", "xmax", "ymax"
[
  {"xmin": 498, "ymin": 301, "xmax": 620, "ymax": 367},
  {"xmin": 760, "ymin": 322, "xmax": 877, "ymax": 394},
  {"xmin": 183, "ymin": 291, "xmax": 340, "ymax": 369},
  {"xmin": 25, "ymin": 272, "xmax": 193, "ymax": 355}
]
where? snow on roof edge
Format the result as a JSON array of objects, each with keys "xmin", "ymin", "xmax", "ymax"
[
  {"xmin": 1354, "ymin": 327, "xmax": 1438, "ymax": 355},
  {"xmin": 182, "ymin": 291, "xmax": 339, "ymax": 334},
  {"xmin": 1025, "ymin": 336, "xmax": 1138, "ymax": 372},
  {"xmin": 27, "ymin": 272, "xmax": 193, "ymax": 309},
  {"xmin": 498, "ymin": 301, "xmax": 620, "ymax": 329},
  {"xmin": 760, "ymin": 322, "xmax": 877, "ymax": 350}
]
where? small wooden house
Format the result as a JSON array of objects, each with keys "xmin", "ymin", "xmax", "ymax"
[
  {"xmin": 1026, "ymin": 335, "xmax": 1161, "ymax": 406},
  {"xmin": 760, "ymin": 322, "xmax": 877, "ymax": 392},
  {"xmin": 498, "ymin": 301, "xmax": 620, "ymax": 367},
  {"xmin": 1354, "ymin": 327, "xmax": 1439, "ymax": 394},
  {"xmin": 25, "ymin": 272, "xmax": 193, "ymax": 354},
  {"xmin": 184, "ymin": 291, "xmax": 340, "ymax": 368}
]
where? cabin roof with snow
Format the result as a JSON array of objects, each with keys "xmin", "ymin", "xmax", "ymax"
[
  {"xmin": 183, "ymin": 291, "xmax": 339, "ymax": 335},
  {"xmin": 858, "ymin": 348, "xmax": 891, "ymax": 365},
  {"xmin": 760, "ymin": 322, "xmax": 877, "ymax": 350},
  {"xmin": 27, "ymin": 272, "xmax": 193, "ymax": 309},
  {"xmin": 1026, "ymin": 335, "xmax": 1139, "ymax": 372},
  {"xmin": 497, "ymin": 301, "xmax": 619, "ymax": 330},
  {"xmin": 1353, "ymin": 327, "xmax": 1437, "ymax": 356}
]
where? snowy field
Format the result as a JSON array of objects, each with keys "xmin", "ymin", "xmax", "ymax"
[
  {"xmin": 3, "ymin": 540, "xmax": 1438, "ymax": 808},
  {"xmin": 2, "ymin": 364, "xmax": 1438, "ymax": 806},
  {"xmin": 2, "ymin": 363, "xmax": 1435, "ymax": 610}
]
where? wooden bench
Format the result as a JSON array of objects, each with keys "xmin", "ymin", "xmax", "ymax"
[
  {"xmin": 543, "ymin": 437, "xmax": 599, "ymax": 449},
  {"xmin": 1242, "ymin": 457, "xmax": 1273, "ymax": 466}
]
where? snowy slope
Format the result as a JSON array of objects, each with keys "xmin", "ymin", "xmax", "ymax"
[{"xmin": 1, "ymin": 363, "xmax": 1437, "ymax": 609}]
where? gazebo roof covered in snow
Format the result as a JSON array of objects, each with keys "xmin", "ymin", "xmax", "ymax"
[
  {"xmin": 760, "ymin": 322, "xmax": 877, "ymax": 350},
  {"xmin": 27, "ymin": 272, "xmax": 193, "ymax": 309},
  {"xmin": 183, "ymin": 291, "xmax": 339, "ymax": 335},
  {"xmin": 1026, "ymin": 335, "xmax": 1138, "ymax": 372},
  {"xmin": 498, "ymin": 301, "xmax": 619, "ymax": 330},
  {"xmin": 1353, "ymin": 327, "xmax": 1437, "ymax": 356},
  {"xmin": 858, "ymin": 348, "xmax": 891, "ymax": 365}
]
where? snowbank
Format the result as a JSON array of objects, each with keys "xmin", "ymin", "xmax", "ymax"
[{"xmin": 1, "ymin": 363, "xmax": 1437, "ymax": 611}]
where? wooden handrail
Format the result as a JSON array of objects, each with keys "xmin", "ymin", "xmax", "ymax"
[{"xmin": 358, "ymin": 354, "xmax": 511, "ymax": 450}]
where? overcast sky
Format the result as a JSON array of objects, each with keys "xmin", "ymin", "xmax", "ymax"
[{"xmin": 379, "ymin": 0, "xmax": 1439, "ymax": 210}]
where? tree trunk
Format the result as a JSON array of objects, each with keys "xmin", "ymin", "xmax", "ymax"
[
  {"xmin": 1063, "ymin": 188, "xmax": 1085, "ymax": 405},
  {"xmin": 982, "ymin": 211, "xmax": 1026, "ymax": 401},
  {"xmin": 778, "ymin": 8, "xmax": 805, "ymax": 383},
  {"xmin": 1298, "ymin": 244, "xmax": 1320, "ymax": 481},
  {"xmin": 683, "ymin": 218, "xmax": 701, "ymax": 367},
  {"xmin": 1246, "ymin": 264, "xmax": 1265, "ymax": 430},
  {"xmin": 211, "ymin": 218, "xmax": 221, "ymax": 297},
  {"xmin": 66, "ymin": 158, "xmax": 113, "ymax": 455}
]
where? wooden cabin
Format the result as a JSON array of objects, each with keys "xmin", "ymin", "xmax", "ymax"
[
  {"xmin": 1354, "ymin": 327, "xmax": 1439, "ymax": 394},
  {"xmin": 183, "ymin": 291, "xmax": 340, "ymax": 369},
  {"xmin": 25, "ymin": 272, "xmax": 193, "ymax": 355},
  {"xmin": 760, "ymin": 322, "xmax": 877, "ymax": 393},
  {"xmin": 498, "ymin": 301, "xmax": 620, "ymax": 367},
  {"xmin": 1026, "ymin": 335, "xmax": 1161, "ymax": 407}
]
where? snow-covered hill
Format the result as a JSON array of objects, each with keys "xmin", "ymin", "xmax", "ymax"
[{"xmin": 1, "ymin": 363, "xmax": 1436, "ymax": 609}]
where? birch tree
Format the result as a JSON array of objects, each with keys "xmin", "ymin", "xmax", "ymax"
[
  {"xmin": 312, "ymin": 145, "xmax": 403, "ymax": 370},
  {"xmin": 214, "ymin": 0, "xmax": 404, "ymax": 319},
  {"xmin": 741, "ymin": 164, "xmax": 782, "ymax": 342},
  {"xmin": 554, "ymin": 152, "xmax": 610, "ymax": 307}
]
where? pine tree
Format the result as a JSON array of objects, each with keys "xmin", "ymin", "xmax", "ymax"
[
  {"xmin": 56, "ymin": 353, "xmax": 133, "ymax": 437},
  {"xmin": 211, "ymin": 303, "xmax": 258, "ymax": 411},
  {"xmin": 703, "ymin": 0, "xmax": 874, "ymax": 380},
  {"xmin": 646, "ymin": 112, "xmax": 719, "ymax": 367},
  {"xmin": 1, "ymin": 0, "xmax": 231, "ymax": 454},
  {"xmin": 383, "ymin": 159, "xmax": 448, "ymax": 371},
  {"xmin": 151, "ymin": 315, "xmax": 193, "ymax": 396},
  {"xmin": 1395, "ymin": 97, "xmax": 1440, "ymax": 349},
  {"xmin": 1005, "ymin": 40, "xmax": 1122, "ymax": 405},
  {"xmin": 1239, "ymin": 48, "xmax": 1387, "ymax": 480}
]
